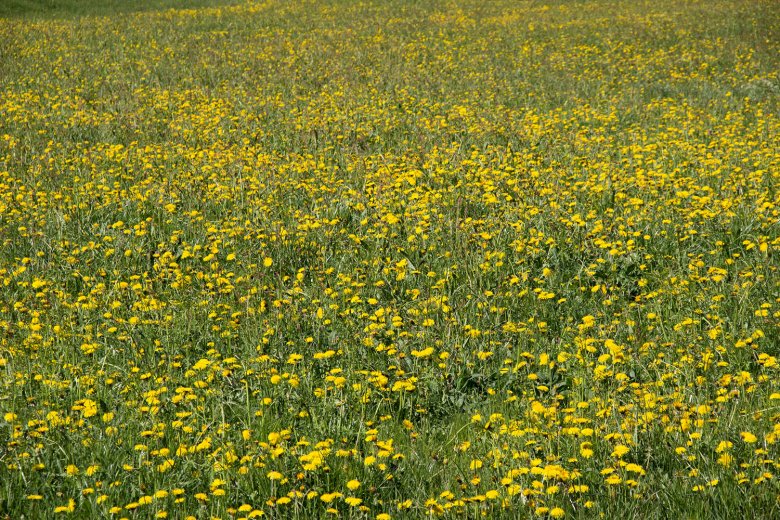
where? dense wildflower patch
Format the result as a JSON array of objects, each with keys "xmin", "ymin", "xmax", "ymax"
[{"xmin": 1, "ymin": 0, "xmax": 779, "ymax": 518}]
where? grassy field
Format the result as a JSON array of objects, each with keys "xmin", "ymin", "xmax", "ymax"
[{"xmin": 1, "ymin": 0, "xmax": 779, "ymax": 518}]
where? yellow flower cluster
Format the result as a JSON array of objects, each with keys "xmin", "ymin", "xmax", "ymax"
[{"xmin": 1, "ymin": 0, "xmax": 778, "ymax": 518}]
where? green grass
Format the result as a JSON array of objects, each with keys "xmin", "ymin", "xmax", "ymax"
[
  {"xmin": 1, "ymin": 0, "xmax": 779, "ymax": 519},
  {"xmin": 0, "ymin": 0, "xmax": 241, "ymax": 18}
]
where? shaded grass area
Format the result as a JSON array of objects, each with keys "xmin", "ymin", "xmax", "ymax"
[{"xmin": 0, "ymin": 0, "xmax": 241, "ymax": 18}]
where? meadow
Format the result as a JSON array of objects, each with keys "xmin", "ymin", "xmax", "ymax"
[{"xmin": 1, "ymin": 0, "xmax": 779, "ymax": 518}]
